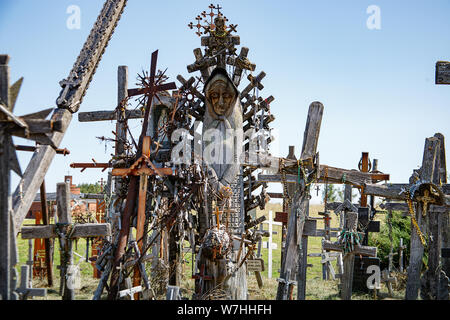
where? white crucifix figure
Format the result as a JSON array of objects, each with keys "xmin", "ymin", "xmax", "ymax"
[{"xmin": 262, "ymin": 210, "xmax": 282, "ymax": 279}]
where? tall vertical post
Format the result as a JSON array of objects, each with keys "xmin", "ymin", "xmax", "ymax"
[
  {"xmin": 282, "ymin": 146, "xmax": 296, "ymax": 263},
  {"xmin": 0, "ymin": 55, "xmax": 12, "ymax": 300},
  {"xmin": 268, "ymin": 211, "xmax": 273, "ymax": 279},
  {"xmin": 115, "ymin": 66, "xmax": 128, "ymax": 193},
  {"xmin": 56, "ymin": 182, "xmax": 74, "ymax": 300},
  {"xmin": 360, "ymin": 152, "xmax": 369, "ymax": 207},
  {"xmin": 406, "ymin": 137, "xmax": 439, "ymax": 300},
  {"xmin": 341, "ymin": 210, "xmax": 358, "ymax": 300},
  {"xmin": 40, "ymin": 181, "xmax": 53, "ymax": 287}
]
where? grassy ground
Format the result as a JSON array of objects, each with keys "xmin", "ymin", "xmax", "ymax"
[{"xmin": 17, "ymin": 203, "xmax": 405, "ymax": 300}]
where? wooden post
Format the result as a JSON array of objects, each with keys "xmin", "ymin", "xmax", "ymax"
[
  {"xmin": 406, "ymin": 137, "xmax": 439, "ymax": 300},
  {"xmin": 276, "ymin": 101, "xmax": 324, "ymax": 300},
  {"xmin": 115, "ymin": 65, "xmax": 128, "ymax": 192},
  {"xmin": 282, "ymin": 146, "xmax": 297, "ymax": 263},
  {"xmin": 421, "ymin": 134, "xmax": 449, "ymax": 300},
  {"xmin": 56, "ymin": 182, "xmax": 74, "ymax": 300},
  {"xmin": 39, "ymin": 181, "xmax": 53, "ymax": 287},
  {"xmin": 268, "ymin": 211, "xmax": 274, "ymax": 279},
  {"xmin": 0, "ymin": 54, "xmax": 12, "ymax": 300},
  {"xmin": 399, "ymin": 238, "xmax": 404, "ymax": 273}
]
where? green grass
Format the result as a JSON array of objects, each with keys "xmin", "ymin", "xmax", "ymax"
[{"xmin": 17, "ymin": 204, "xmax": 406, "ymax": 300}]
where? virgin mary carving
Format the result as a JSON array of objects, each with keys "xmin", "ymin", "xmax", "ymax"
[{"xmin": 202, "ymin": 68, "xmax": 243, "ymax": 194}]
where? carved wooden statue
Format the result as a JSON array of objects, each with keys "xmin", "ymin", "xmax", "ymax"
[{"xmin": 197, "ymin": 67, "xmax": 246, "ymax": 299}]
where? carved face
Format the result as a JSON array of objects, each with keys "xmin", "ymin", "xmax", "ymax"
[
  {"xmin": 214, "ymin": 16, "xmax": 225, "ymax": 31},
  {"xmin": 207, "ymin": 79, "xmax": 236, "ymax": 117}
]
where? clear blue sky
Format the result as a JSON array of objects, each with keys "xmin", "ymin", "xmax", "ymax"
[{"xmin": 1, "ymin": 1, "xmax": 449, "ymax": 203}]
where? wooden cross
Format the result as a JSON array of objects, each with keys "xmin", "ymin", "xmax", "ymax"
[
  {"xmin": 323, "ymin": 211, "xmax": 377, "ymax": 300},
  {"xmin": 226, "ymin": 47, "xmax": 256, "ymax": 86},
  {"xmin": 20, "ymin": 182, "xmax": 111, "ymax": 300},
  {"xmin": 11, "ymin": 1, "xmax": 128, "ymax": 246},
  {"xmin": 213, "ymin": 206, "xmax": 222, "ymax": 229},
  {"xmin": 0, "ymin": 54, "xmax": 68, "ymax": 299},
  {"xmin": 118, "ymin": 277, "xmax": 142, "ymax": 300},
  {"xmin": 362, "ymin": 134, "xmax": 449, "ymax": 300},
  {"xmin": 263, "ymin": 211, "xmax": 281, "ymax": 279},
  {"xmin": 15, "ymin": 265, "xmax": 47, "ymax": 300},
  {"xmin": 110, "ymin": 136, "xmax": 173, "ymax": 299},
  {"xmin": 275, "ymin": 102, "xmax": 323, "ymax": 300},
  {"xmin": 254, "ymin": 102, "xmax": 390, "ymax": 300},
  {"xmin": 240, "ymin": 71, "xmax": 266, "ymax": 100},
  {"xmin": 192, "ymin": 264, "xmax": 213, "ymax": 296},
  {"xmin": 186, "ymin": 48, "xmax": 216, "ymax": 83}
]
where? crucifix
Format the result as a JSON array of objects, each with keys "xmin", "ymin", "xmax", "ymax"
[
  {"xmin": 16, "ymin": 265, "xmax": 47, "ymax": 300},
  {"xmin": 362, "ymin": 133, "xmax": 449, "ymax": 300},
  {"xmin": 21, "ymin": 181, "xmax": 111, "ymax": 299},
  {"xmin": 111, "ymin": 135, "xmax": 173, "ymax": 299},
  {"xmin": 107, "ymin": 50, "xmax": 177, "ymax": 300},
  {"xmin": 192, "ymin": 264, "xmax": 213, "ymax": 298}
]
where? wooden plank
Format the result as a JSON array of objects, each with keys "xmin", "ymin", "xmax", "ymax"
[
  {"xmin": 319, "ymin": 165, "xmax": 389, "ymax": 187},
  {"xmin": 111, "ymin": 167, "xmax": 173, "ymax": 177},
  {"xmin": 341, "ymin": 254, "xmax": 355, "ymax": 300},
  {"xmin": 381, "ymin": 202, "xmax": 448, "ymax": 213},
  {"xmin": 436, "ymin": 61, "xmax": 450, "ymax": 85},
  {"xmin": 322, "ymin": 241, "xmax": 377, "ymax": 257},
  {"xmin": 56, "ymin": 182, "xmax": 73, "ymax": 300},
  {"xmin": 364, "ymin": 183, "xmax": 450, "ymax": 205},
  {"xmin": 78, "ymin": 108, "xmax": 143, "ymax": 122},
  {"xmin": 258, "ymin": 165, "xmax": 389, "ymax": 188},
  {"xmin": 21, "ymin": 223, "xmax": 111, "ymax": 239},
  {"xmin": 11, "ymin": 0, "xmax": 127, "ymax": 235}
]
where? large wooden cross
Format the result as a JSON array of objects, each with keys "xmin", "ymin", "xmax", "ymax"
[
  {"xmin": 111, "ymin": 136, "xmax": 173, "ymax": 299},
  {"xmin": 11, "ymin": 0, "xmax": 128, "ymax": 243},
  {"xmin": 20, "ymin": 182, "xmax": 111, "ymax": 300},
  {"xmin": 107, "ymin": 51, "xmax": 176, "ymax": 300},
  {"xmin": 0, "ymin": 54, "xmax": 70, "ymax": 299},
  {"xmin": 362, "ymin": 134, "xmax": 449, "ymax": 300},
  {"xmin": 255, "ymin": 102, "xmax": 389, "ymax": 300}
]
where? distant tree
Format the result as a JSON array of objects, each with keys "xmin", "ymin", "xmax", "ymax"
[
  {"xmin": 78, "ymin": 183, "xmax": 102, "ymax": 194},
  {"xmin": 321, "ymin": 184, "xmax": 343, "ymax": 203}
]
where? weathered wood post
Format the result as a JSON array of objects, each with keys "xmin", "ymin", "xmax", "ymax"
[
  {"xmin": 405, "ymin": 137, "xmax": 439, "ymax": 300},
  {"xmin": 39, "ymin": 180, "xmax": 53, "ymax": 287},
  {"xmin": 0, "ymin": 54, "xmax": 13, "ymax": 300},
  {"xmin": 115, "ymin": 65, "xmax": 128, "ymax": 193},
  {"xmin": 341, "ymin": 212, "xmax": 358, "ymax": 300},
  {"xmin": 276, "ymin": 101, "xmax": 324, "ymax": 300},
  {"xmin": 399, "ymin": 237, "xmax": 405, "ymax": 272},
  {"xmin": 420, "ymin": 133, "xmax": 449, "ymax": 300},
  {"xmin": 56, "ymin": 182, "xmax": 74, "ymax": 300}
]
